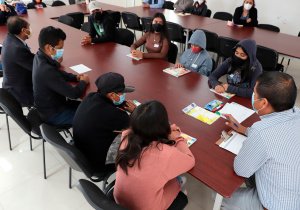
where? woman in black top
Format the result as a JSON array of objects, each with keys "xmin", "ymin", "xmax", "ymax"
[
  {"xmin": 27, "ymin": 0, "xmax": 47, "ymax": 9},
  {"xmin": 233, "ymin": 0, "xmax": 258, "ymax": 27},
  {"xmin": 185, "ymin": 0, "xmax": 208, "ymax": 16}
]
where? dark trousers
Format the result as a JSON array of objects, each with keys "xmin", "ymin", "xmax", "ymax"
[{"xmin": 167, "ymin": 191, "xmax": 188, "ymax": 210}]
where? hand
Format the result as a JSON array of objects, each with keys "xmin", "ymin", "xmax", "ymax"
[
  {"xmin": 175, "ymin": 63, "xmax": 184, "ymax": 68},
  {"xmin": 76, "ymin": 74, "xmax": 84, "ymax": 81},
  {"xmin": 215, "ymin": 85, "xmax": 225, "ymax": 93},
  {"xmin": 222, "ymin": 83, "xmax": 229, "ymax": 91},
  {"xmin": 79, "ymin": 74, "xmax": 90, "ymax": 84},
  {"xmin": 246, "ymin": 18, "xmax": 252, "ymax": 23},
  {"xmin": 57, "ymin": 57, "xmax": 63, "ymax": 63},
  {"xmin": 131, "ymin": 50, "xmax": 143, "ymax": 59},
  {"xmin": 224, "ymin": 114, "xmax": 247, "ymax": 135},
  {"xmin": 123, "ymin": 100, "xmax": 136, "ymax": 113},
  {"xmin": 142, "ymin": 3, "xmax": 150, "ymax": 8},
  {"xmin": 168, "ymin": 124, "xmax": 182, "ymax": 141},
  {"xmin": 81, "ymin": 35, "xmax": 92, "ymax": 45}
]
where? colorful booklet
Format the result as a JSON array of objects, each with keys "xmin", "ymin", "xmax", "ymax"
[
  {"xmin": 210, "ymin": 89, "xmax": 235, "ymax": 99},
  {"xmin": 181, "ymin": 132, "xmax": 197, "ymax": 147},
  {"xmin": 182, "ymin": 103, "xmax": 220, "ymax": 125},
  {"xmin": 163, "ymin": 67, "xmax": 191, "ymax": 78},
  {"xmin": 126, "ymin": 54, "xmax": 142, "ymax": 61}
]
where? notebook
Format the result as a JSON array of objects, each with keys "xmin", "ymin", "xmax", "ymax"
[{"xmin": 217, "ymin": 102, "xmax": 255, "ymax": 123}]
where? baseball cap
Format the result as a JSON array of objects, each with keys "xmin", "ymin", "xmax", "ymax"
[
  {"xmin": 95, "ymin": 72, "xmax": 135, "ymax": 95},
  {"xmin": 88, "ymin": 1, "xmax": 101, "ymax": 13}
]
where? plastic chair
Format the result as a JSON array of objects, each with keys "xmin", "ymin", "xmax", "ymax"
[
  {"xmin": 81, "ymin": 22, "xmax": 90, "ymax": 33},
  {"xmin": 213, "ymin": 12, "xmax": 233, "ymax": 21},
  {"xmin": 40, "ymin": 123, "xmax": 115, "ymax": 189},
  {"xmin": 78, "ymin": 179, "xmax": 126, "ymax": 210},
  {"xmin": 141, "ymin": 17, "xmax": 153, "ymax": 33},
  {"xmin": 257, "ymin": 45, "xmax": 283, "ymax": 72},
  {"xmin": 257, "ymin": 24, "xmax": 280, "ymax": 32},
  {"xmin": 162, "ymin": 1, "xmax": 174, "ymax": 10},
  {"xmin": 205, "ymin": 9, "xmax": 212, "ymax": 18},
  {"xmin": 66, "ymin": 12, "xmax": 84, "ymax": 29},
  {"xmin": 58, "ymin": 15, "xmax": 76, "ymax": 28},
  {"xmin": 121, "ymin": 12, "xmax": 142, "ymax": 40},
  {"xmin": 52, "ymin": 0, "xmax": 66, "ymax": 7},
  {"xmin": 217, "ymin": 36, "xmax": 239, "ymax": 63},
  {"xmin": 167, "ymin": 42, "xmax": 178, "ymax": 64},
  {"xmin": 115, "ymin": 28, "xmax": 135, "ymax": 47}
]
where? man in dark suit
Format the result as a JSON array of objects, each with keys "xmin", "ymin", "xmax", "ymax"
[{"xmin": 2, "ymin": 16, "xmax": 34, "ymax": 106}]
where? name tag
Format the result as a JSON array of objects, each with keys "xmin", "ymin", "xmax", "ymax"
[
  {"xmin": 191, "ymin": 63, "xmax": 198, "ymax": 68},
  {"xmin": 154, "ymin": 43, "xmax": 160, "ymax": 48},
  {"xmin": 99, "ymin": 28, "xmax": 104, "ymax": 33}
]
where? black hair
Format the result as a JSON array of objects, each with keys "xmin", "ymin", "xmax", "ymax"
[
  {"xmin": 38, "ymin": 26, "xmax": 66, "ymax": 49},
  {"xmin": 115, "ymin": 100, "xmax": 175, "ymax": 174},
  {"xmin": 256, "ymin": 72, "xmax": 297, "ymax": 112},
  {"xmin": 149, "ymin": 13, "xmax": 170, "ymax": 42},
  {"xmin": 7, "ymin": 16, "xmax": 29, "ymax": 35}
]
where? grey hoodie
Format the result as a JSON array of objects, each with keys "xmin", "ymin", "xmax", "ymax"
[{"xmin": 179, "ymin": 30, "xmax": 212, "ymax": 76}]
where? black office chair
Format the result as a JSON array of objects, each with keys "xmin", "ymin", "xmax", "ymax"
[
  {"xmin": 115, "ymin": 28, "xmax": 135, "ymax": 47},
  {"xmin": 66, "ymin": 12, "xmax": 84, "ymax": 29},
  {"xmin": 211, "ymin": 58, "xmax": 216, "ymax": 72},
  {"xmin": 213, "ymin": 12, "xmax": 233, "ymax": 21},
  {"xmin": 69, "ymin": 0, "xmax": 75, "ymax": 4},
  {"xmin": 167, "ymin": 42, "xmax": 178, "ymax": 64},
  {"xmin": 199, "ymin": 29, "xmax": 218, "ymax": 54},
  {"xmin": 205, "ymin": 9, "xmax": 212, "ymax": 18},
  {"xmin": 52, "ymin": 0, "xmax": 66, "ymax": 7},
  {"xmin": 166, "ymin": 22, "xmax": 185, "ymax": 52},
  {"xmin": 162, "ymin": 1, "xmax": 174, "ymax": 10},
  {"xmin": 78, "ymin": 179, "xmax": 127, "ymax": 210},
  {"xmin": 40, "ymin": 123, "xmax": 115, "ymax": 189},
  {"xmin": 121, "ymin": 12, "xmax": 143, "ymax": 40},
  {"xmin": 141, "ymin": 17, "xmax": 153, "ymax": 33},
  {"xmin": 298, "ymin": 31, "xmax": 300, "ymax": 37},
  {"xmin": 257, "ymin": 45, "xmax": 283, "ymax": 72},
  {"xmin": 58, "ymin": 15, "xmax": 76, "ymax": 28},
  {"xmin": 81, "ymin": 22, "xmax": 90, "ymax": 33},
  {"xmin": 217, "ymin": 36, "xmax": 239, "ymax": 63},
  {"xmin": 107, "ymin": 10, "xmax": 121, "ymax": 28},
  {"xmin": 257, "ymin": 24, "xmax": 280, "ymax": 32}
]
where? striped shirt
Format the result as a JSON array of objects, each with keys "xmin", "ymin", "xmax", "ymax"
[{"xmin": 234, "ymin": 107, "xmax": 300, "ymax": 210}]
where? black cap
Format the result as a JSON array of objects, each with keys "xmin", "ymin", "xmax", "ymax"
[{"xmin": 95, "ymin": 72, "xmax": 135, "ymax": 95}]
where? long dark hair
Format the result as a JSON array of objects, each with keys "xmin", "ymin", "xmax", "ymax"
[
  {"xmin": 115, "ymin": 100, "xmax": 175, "ymax": 174},
  {"xmin": 149, "ymin": 12, "xmax": 170, "ymax": 42}
]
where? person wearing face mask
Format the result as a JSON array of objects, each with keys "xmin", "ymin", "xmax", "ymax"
[
  {"xmin": 174, "ymin": 0, "xmax": 193, "ymax": 13},
  {"xmin": 0, "ymin": 0, "xmax": 17, "ymax": 25},
  {"xmin": 208, "ymin": 39, "xmax": 262, "ymax": 98},
  {"xmin": 175, "ymin": 29, "xmax": 212, "ymax": 76},
  {"xmin": 142, "ymin": 0, "xmax": 165, "ymax": 9},
  {"xmin": 233, "ymin": 0, "xmax": 258, "ymax": 27},
  {"xmin": 81, "ymin": 1, "xmax": 117, "ymax": 45},
  {"xmin": 184, "ymin": 0, "xmax": 208, "ymax": 16},
  {"xmin": 32, "ymin": 26, "xmax": 90, "ymax": 126},
  {"xmin": 27, "ymin": 0, "xmax": 47, "ymax": 9},
  {"xmin": 221, "ymin": 72, "xmax": 300, "ymax": 210},
  {"xmin": 2, "ymin": 16, "xmax": 34, "ymax": 106},
  {"xmin": 130, "ymin": 13, "xmax": 169, "ymax": 59},
  {"xmin": 73, "ymin": 72, "xmax": 136, "ymax": 173}
]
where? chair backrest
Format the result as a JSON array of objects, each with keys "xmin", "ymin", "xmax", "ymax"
[
  {"xmin": 40, "ymin": 123, "xmax": 95, "ymax": 177},
  {"xmin": 52, "ymin": 0, "xmax": 66, "ymax": 7},
  {"xmin": 213, "ymin": 12, "xmax": 233, "ymax": 21},
  {"xmin": 162, "ymin": 1, "xmax": 174, "ymax": 10},
  {"xmin": 217, "ymin": 36, "xmax": 239, "ymax": 59},
  {"xmin": 69, "ymin": 0, "xmax": 75, "ymax": 4},
  {"xmin": 66, "ymin": 12, "xmax": 84, "ymax": 29},
  {"xmin": 141, "ymin": 17, "xmax": 153, "ymax": 32},
  {"xmin": 78, "ymin": 179, "xmax": 126, "ymax": 210},
  {"xmin": 27, "ymin": 107, "xmax": 43, "ymax": 137},
  {"xmin": 107, "ymin": 10, "xmax": 121, "ymax": 28},
  {"xmin": 205, "ymin": 9, "xmax": 212, "ymax": 17},
  {"xmin": 167, "ymin": 42, "xmax": 178, "ymax": 64},
  {"xmin": 166, "ymin": 22, "xmax": 184, "ymax": 43},
  {"xmin": 0, "ymin": 88, "xmax": 31, "ymax": 134},
  {"xmin": 121, "ymin": 12, "xmax": 142, "ymax": 31},
  {"xmin": 81, "ymin": 22, "xmax": 90, "ymax": 33},
  {"xmin": 256, "ymin": 45, "xmax": 279, "ymax": 71},
  {"xmin": 200, "ymin": 29, "xmax": 218, "ymax": 53},
  {"xmin": 115, "ymin": 28, "xmax": 134, "ymax": 47},
  {"xmin": 257, "ymin": 24, "xmax": 280, "ymax": 32},
  {"xmin": 58, "ymin": 15, "xmax": 76, "ymax": 28}
]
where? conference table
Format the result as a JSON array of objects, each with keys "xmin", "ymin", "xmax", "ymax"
[{"xmin": 0, "ymin": 4, "xmax": 268, "ymax": 210}]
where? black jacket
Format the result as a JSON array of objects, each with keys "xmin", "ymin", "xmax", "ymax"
[
  {"xmin": 88, "ymin": 14, "xmax": 117, "ymax": 43},
  {"xmin": 2, "ymin": 33, "xmax": 34, "ymax": 106},
  {"xmin": 185, "ymin": 3, "xmax": 207, "ymax": 16},
  {"xmin": 32, "ymin": 49, "xmax": 87, "ymax": 121},
  {"xmin": 233, "ymin": 6, "xmax": 258, "ymax": 27},
  {"xmin": 0, "ymin": 3, "xmax": 17, "ymax": 25},
  {"xmin": 73, "ymin": 93, "xmax": 129, "ymax": 172}
]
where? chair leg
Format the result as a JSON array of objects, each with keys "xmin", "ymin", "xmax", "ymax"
[
  {"xmin": 29, "ymin": 136, "xmax": 33, "ymax": 151},
  {"xmin": 43, "ymin": 140, "xmax": 47, "ymax": 179},
  {"xmin": 102, "ymin": 172, "xmax": 113, "ymax": 191},
  {"xmin": 65, "ymin": 129, "xmax": 73, "ymax": 138},
  {"xmin": 6, "ymin": 114, "xmax": 12, "ymax": 151},
  {"xmin": 69, "ymin": 167, "xmax": 72, "ymax": 189}
]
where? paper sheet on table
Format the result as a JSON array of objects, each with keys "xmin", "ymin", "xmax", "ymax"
[
  {"xmin": 218, "ymin": 131, "xmax": 246, "ymax": 155},
  {"xmin": 183, "ymin": 103, "xmax": 220, "ymax": 125},
  {"xmin": 163, "ymin": 67, "xmax": 191, "ymax": 77},
  {"xmin": 70, "ymin": 64, "xmax": 92, "ymax": 74},
  {"xmin": 177, "ymin": 13, "xmax": 191, "ymax": 16},
  {"xmin": 210, "ymin": 89, "xmax": 235, "ymax": 99},
  {"xmin": 126, "ymin": 54, "xmax": 142, "ymax": 61},
  {"xmin": 218, "ymin": 102, "xmax": 255, "ymax": 123}
]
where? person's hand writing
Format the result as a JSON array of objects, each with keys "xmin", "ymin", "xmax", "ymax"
[
  {"xmin": 131, "ymin": 50, "xmax": 143, "ymax": 59},
  {"xmin": 123, "ymin": 100, "xmax": 136, "ymax": 113},
  {"xmin": 222, "ymin": 83, "xmax": 229, "ymax": 91},
  {"xmin": 246, "ymin": 18, "xmax": 252, "ymax": 23},
  {"xmin": 215, "ymin": 85, "xmax": 225, "ymax": 93},
  {"xmin": 175, "ymin": 63, "xmax": 184, "ymax": 68},
  {"xmin": 81, "ymin": 35, "xmax": 92, "ymax": 45},
  {"xmin": 224, "ymin": 114, "xmax": 247, "ymax": 135},
  {"xmin": 168, "ymin": 124, "xmax": 183, "ymax": 141},
  {"xmin": 79, "ymin": 74, "xmax": 90, "ymax": 84}
]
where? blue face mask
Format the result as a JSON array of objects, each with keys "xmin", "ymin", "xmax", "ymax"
[
  {"xmin": 0, "ymin": 0, "xmax": 5, "ymax": 4},
  {"xmin": 113, "ymin": 93, "xmax": 126, "ymax": 105},
  {"xmin": 251, "ymin": 92, "xmax": 263, "ymax": 113},
  {"xmin": 51, "ymin": 48, "xmax": 64, "ymax": 61}
]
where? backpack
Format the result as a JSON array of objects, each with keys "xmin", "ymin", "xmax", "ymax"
[{"xmin": 15, "ymin": 3, "xmax": 27, "ymax": 15}]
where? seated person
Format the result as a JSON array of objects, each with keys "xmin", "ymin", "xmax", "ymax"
[
  {"xmin": 81, "ymin": 1, "xmax": 117, "ymax": 45},
  {"xmin": 174, "ymin": 0, "xmax": 193, "ymax": 13},
  {"xmin": 0, "ymin": 0, "xmax": 17, "ymax": 25},
  {"xmin": 142, "ymin": 0, "xmax": 165, "ymax": 9},
  {"xmin": 185, "ymin": 0, "xmax": 208, "ymax": 16},
  {"xmin": 73, "ymin": 72, "xmax": 136, "ymax": 173},
  {"xmin": 27, "ymin": 0, "xmax": 47, "ymax": 9},
  {"xmin": 130, "ymin": 13, "xmax": 169, "ymax": 59},
  {"xmin": 2, "ymin": 16, "xmax": 34, "ymax": 106},
  {"xmin": 114, "ymin": 100, "xmax": 195, "ymax": 210},
  {"xmin": 233, "ymin": 0, "xmax": 258, "ymax": 27},
  {"xmin": 208, "ymin": 39, "xmax": 262, "ymax": 98},
  {"xmin": 33, "ymin": 26, "xmax": 89, "ymax": 125},
  {"xmin": 175, "ymin": 29, "xmax": 212, "ymax": 76}
]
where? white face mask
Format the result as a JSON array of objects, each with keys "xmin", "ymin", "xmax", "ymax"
[{"xmin": 244, "ymin": 3, "xmax": 252, "ymax": 10}]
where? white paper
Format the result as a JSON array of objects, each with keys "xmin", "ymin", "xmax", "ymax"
[
  {"xmin": 126, "ymin": 54, "xmax": 142, "ymax": 61},
  {"xmin": 219, "ymin": 131, "xmax": 246, "ymax": 155},
  {"xmin": 218, "ymin": 102, "xmax": 255, "ymax": 123},
  {"xmin": 70, "ymin": 64, "xmax": 92, "ymax": 74}
]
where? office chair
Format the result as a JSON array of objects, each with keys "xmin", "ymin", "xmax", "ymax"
[
  {"xmin": 166, "ymin": 22, "xmax": 185, "ymax": 52},
  {"xmin": 115, "ymin": 28, "xmax": 135, "ymax": 47},
  {"xmin": 40, "ymin": 123, "xmax": 115, "ymax": 189},
  {"xmin": 107, "ymin": 10, "xmax": 121, "ymax": 28},
  {"xmin": 257, "ymin": 24, "xmax": 280, "ymax": 32},
  {"xmin": 162, "ymin": 1, "xmax": 174, "ymax": 10},
  {"xmin": 167, "ymin": 42, "xmax": 178, "ymax": 64},
  {"xmin": 213, "ymin": 12, "xmax": 233, "ymax": 21},
  {"xmin": 81, "ymin": 22, "xmax": 90, "ymax": 33},
  {"xmin": 69, "ymin": 0, "xmax": 75, "ymax": 4},
  {"xmin": 217, "ymin": 36, "xmax": 239, "ymax": 63},
  {"xmin": 66, "ymin": 12, "xmax": 84, "ymax": 29},
  {"xmin": 52, "ymin": 0, "xmax": 66, "ymax": 7},
  {"xmin": 257, "ymin": 45, "xmax": 283, "ymax": 72},
  {"xmin": 205, "ymin": 9, "xmax": 212, "ymax": 17},
  {"xmin": 141, "ymin": 17, "xmax": 153, "ymax": 33},
  {"xmin": 199, "ymin": 29, "xmax": 218, "ymax": 54},
  {"xmin": 121, "ymin": 12, "xmax": 143, "ymax": 40},
  {"xmin": 58, "ymin": 15, "xmax": 76, "ymax": 28}
]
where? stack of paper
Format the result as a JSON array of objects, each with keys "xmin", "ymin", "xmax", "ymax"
[
  {"xmin": 182, "ymin": 103, "xmax": 220, "ymax": 125},
  {"xmin": 218, "ymin": 102, "xmax": 255, "ymax": 123},
  {"xmin": 181, "ymin": 133, "xmax": 197, "ymax": 147},
  {"xmin": 218, "ymin": 131, "xmax": 246, "ymax": 155},
  {"xmin": 163, "ymin": 67, "xmax": 191, "ymax": 78},
  {"xmin": 210, "ymin": 89, "xmax": 235, "ymax": 99}
]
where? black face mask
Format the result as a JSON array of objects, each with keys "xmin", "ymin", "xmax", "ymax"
[
  {"xmin": 152, "ymin": 24, "xmax": 163, "ymax": 33},
  {"xmin": 93, "ymin": 12, "xmax": 104, "ymax": 23},
  {"xmin": 232, "ymin": 55, "xmax": 246, "ymax": 66}
]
